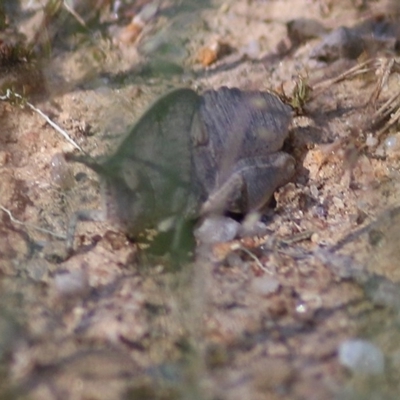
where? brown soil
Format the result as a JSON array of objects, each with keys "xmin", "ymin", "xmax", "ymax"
[{"xmin": 1, "ymin": 1, "xmax": 400, "ymax": 399}]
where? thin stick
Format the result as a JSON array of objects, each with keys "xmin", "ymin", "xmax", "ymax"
[
  {"xmin": 62, "ymin": 0, "xmax": 87, "ymax": 27},
  {"xmin": 372, "ymin": 91, "xmax": 400, "ymax": 121},
  {"xmin": 240, "ymin": 246, "xmax": 274, "ymax": 275},
  {"xmin": 0, "ymin": 89, "xmax": 83, "ymax": 152},
  {"xmin": 0, "ymin": 205, "xmax": 66, "ymax": 239},
  {"xmin": 312, "ymin": 58, "xmax": 375, "ymax": 95}
]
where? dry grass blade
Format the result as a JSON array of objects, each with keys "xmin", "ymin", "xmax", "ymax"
[
  {"xmin": 375, "ymin": 105, "xmax": 400, "ymax": 139},
  {"xmin": 0, "ymin": 205, "xmax": 66, "ymax": 239},
  {"xmin": 368, "ymin": 57, "xmax": 395, "ymax": 105},
  {"xmin": 372, "ymin": 90, "xmax": 400, "ymax": 122},
  {"xmin": 368, "ymin": 58, "xmax": 400, "ymax": 139},
  {"xmin": 62, "ymin": 0, "xmax": 87, "ymax": 27},
  {"xmin": 0, "ymin": 89, "xmax": 83, "ymax": 152},
  {"xmin": 310, "ymin": 56, "xmax": 400, "ymax": 145},
  {"xmin": 312, "ymin": 58, "xmax": 376, "ymax": 97},
  {"xmin": 239, "ymin": 246, "xmax": 274, "ymax": 274}
]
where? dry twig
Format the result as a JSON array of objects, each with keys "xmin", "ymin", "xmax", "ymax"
[
  {"xmin": 0, "ymin": 89, "xmax": 83, "ymax": 152},
  {"xmin": 0, "ymin": 205, "xmax": 66, "ymax": 239}
]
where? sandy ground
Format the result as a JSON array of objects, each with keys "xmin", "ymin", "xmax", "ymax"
[{"xmin": 1, "ymin": 0, "xmax": 400, "ymax": 399}]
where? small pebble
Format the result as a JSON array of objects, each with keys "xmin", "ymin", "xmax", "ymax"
[
  {"xmin": 332, "ymin": 196, "xmax": 344, "ymax": 209},
  {"xmin": 135, "ymin": 2, "xmax": 159, "ymax": 24},
  {"xmin": 194, "ymin": 216, "xmax": 240, "ymax": 243},
  {"xmin": 310, "ymin": 26, "xmax": 363, "ymax": 62},
  {"xmin": 27, "ymin": 259, "xmax": 50, "ymax": 282},
  {"xmin": 196, "ymin": 40, "xmax": 232, "ymax": 66},
  {"xmin": 54, "ymin": 268, "xmax": 89, "ymax": 298},
  {"xmin": 239, "ymin": 212, "xmax": 267, "ymax": 237},
  {"xmin": 366, "ymin": 133, "xmax": 378, "ymax": 148},
  {"xmin": 338, "ymin": 339, "xmax": 384, "ymax": 375},
  {"xmin": 197, "ymin": 46, "xmax": 219, "ymax": 67},
  {"xmin": 240, "ymin": 39, "xmax": 260, "ymax": 59},
  {"xmin": 309, "ymin": 184, "xmax": 319, "ymax": 198},
  {"xmin": 287, "ymin": 18, "xmax": 327, "ymax": 44},
  {"xmin": 365, "ymin": 277, "xmax": 400, "ymax": 308},
  {"xmin": 384, "ymin": 133, "xmax": 400, "ymax": 156},
  {"xmin": 116, "ymin": 1, "xmax": 159, "ymax": 44},
  {"xmin": 251, "ymin": 276, "xmax": 280, "ymax": 296},
  {"xmin": 50, "ymin": 153, "xmax": 75, "ymax": 190},
  {"xmin": 310, "ymin": 232, "xmax": 320, "ymax": 243},
  {"xmin": 375, "ymin": 144, "xmax": 386, "ymax": 158},
  {"xmin": 385, "ymin": 134, "xmax": 398, "ymax": 149}
]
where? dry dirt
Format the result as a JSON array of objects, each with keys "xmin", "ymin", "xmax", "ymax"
[{"xmin": 1, "ymin": 0, "xmax": 400, "ymax": 399}]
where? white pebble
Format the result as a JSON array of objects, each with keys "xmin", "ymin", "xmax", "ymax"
[
  {"xmin": 332, "ymin": 196, "xmax": 344, "ymax": 209},
  {"xmin": 375, "ymin": 144, "xmax": 385, "ymax": 158},
  {"xmin": 365, "ymin": 133, "xmax": 378, "ymax": 148},
  {"xmin": 194, "ymin": 216, "xmax": 240, "ymax": 243},
  {"xmin": 239, "ymin": 212, "xmax": 267, "ymax": 237},
  {"xmin": 136, "ymin": 2, "xmax": 159, "ymax": 23},
  {"xmin": 241, "ymin": 40, "xmax": 260, "ymax": 59},
  {"xmin": 384, "ymin": 133, "xmax": 400, "ymax": 155},
  {"xmin": 50, "ymin": 153, "xmax": 74, "ymax": 190},
  {"xmin": 385, "ymin": 135, "xmax": 398, "ymax": 148},
  {"xmin": 338, "ymin": 339, "xmax": 384, "ymax": 375},
  {"xmin": 309, "ymin": 184, "xmax": 319, "ymax": 198},
  {"xmin": 54, "ymin": 269, "xmax": 89, "ymax": 298},
  {"xmin": 251, "ymin": 276, "xmax": 280, "ymax": 296}
]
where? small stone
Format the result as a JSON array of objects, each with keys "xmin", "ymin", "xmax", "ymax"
[
  {"xmin": 135, "ymin": 2, "xmax": 159, "ymax": 23},
  {"xmin": 251, "ymin": 276, "xmax": 280, "ymax": 296},
  {"xmin": 366, "ymin": 277, "xmax": 400, "ymax": 308},
  {"xmin": 239, "ymin": 212, "xmax": 267, "ymax": 237},
  {"xmin": 384, "ymin": 133, "xmax": 400, "ymax": 157},
  {"xmin": 287, "ymin": 18, "xmax": 327, "ymax": 45},
  {"xmin": 240, "ymin": 39, "xmax": 260, "ymax": 59},
  {"xmin": 310, "ymin": 232, "xmax": 320, "ymax": 243},
  {"xmin": 375, "ymin": 144, "xmax": 386, "ymax": 158},
  {"xmin": 332, "ymin": 196, "xmax": 344, "ymax": 209},
  {"xmin": 384, "ymin": 134, "xmax": 398, "ymax": 149},
  {"xmin": 309, "ymin": 184, "xmax": 319, "ymax": 198},
  {"xmin": 54, "ymin": 268, "xmax": 89, "ymax": 298},
  {"xmin": 310, "ymin": 26, "xmax": 363, "ymax": 62},
  {"xmin": 366, "ymin": 133, "xmax": 378, "ymax": 148},
  {"xmin": 196, "ymin": 40, "xmax": 232, "ymax": 66},
  {"xmin": 195, "ymin": 216, "xmax": 240, "ymax": 243},
  {"xmin": 27, "ymin": 259, "xmax": 50, "ymax": 282},
  {"xmin": 50, "ymin": 153, "xmax": 74, "ymax": 190},
  {"xmin": 338, "ymin": 339, "xmax": 384, "ymax": 375},
  {"xmin": 196, "ymin": 46, "xmax": 218, "ymax": 66}
]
